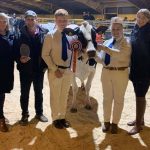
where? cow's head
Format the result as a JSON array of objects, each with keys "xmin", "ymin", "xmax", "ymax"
[
  {"xmin": 64, "ymin": 21, "xmax": 97, "ymax": 58},
  {"xmin": 78, "ymin": 21, "xmax": 97, "ymax": 58}
]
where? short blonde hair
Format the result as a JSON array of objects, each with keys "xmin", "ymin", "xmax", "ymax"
[
  {"xmin": 110, "ymin": 17, "xmax": 123, "ymax": 30},
  {"xmin": 111, "ymin": 17, "xmax": 123, "ymax": 25},
  {"xmin": 137, "ymin": 9, "xmax": 150, "ymax": 21},
  {"xmin": 0, "ymin": 13, "xmax": 10, "ymax": 31},
  {"xmin": 54, "ymin": 9, "xmax": 69, "ymax": 18}
]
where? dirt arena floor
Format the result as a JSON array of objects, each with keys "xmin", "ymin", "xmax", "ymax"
[{"xmin": 0, "ymin": 64, "xmax": 150, "ymax": 150}]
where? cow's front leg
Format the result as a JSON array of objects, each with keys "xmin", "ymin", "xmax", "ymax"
[
  {"xmin": 70, "ymin": 75, "xmax": 78, "ymax": 113},
  {"xmin": 84, "ymin": 71, "xmax": 95, "ymax": 110}
]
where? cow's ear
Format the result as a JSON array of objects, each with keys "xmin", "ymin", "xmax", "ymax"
[
  {"xmin": 63, "ymin": 28, "xmax": 76, "ymax": 36},
  {"xmin": 96, "ymin": 25, "xmax": 108, "ymax": 34}
]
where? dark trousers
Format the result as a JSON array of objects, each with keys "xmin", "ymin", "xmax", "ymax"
[
  {"xmin": 133, "ymin": 79, "xmax": 150, "ymax": 97},
  {"xmin": 0, "ymin": 93, "xmax": 5, "ymax": 119},
  {"xmin": 19, "ymin": 71, "xmax": 44, "ymax": 116},
  {"xmin": 132, "ymin": 79, "xmax": 150, "ymax": 126}
]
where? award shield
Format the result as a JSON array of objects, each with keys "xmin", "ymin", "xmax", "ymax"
[
  {"xmin": 19, "ymin": 43, "xmax": 32, "ymax": 73},
  {"xmin": 70, "ymin": 40, "xmax": 82, "ymax": 73},
  {"xmin": 20, "ymin": 43, "xmax": 30, "ymax": 57}
]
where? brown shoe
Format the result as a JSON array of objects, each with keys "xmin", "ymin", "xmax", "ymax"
[
  {"xmin": 5, "ymin": 118, "xmax": 9, "ymax": 124},
  {"xmin": 128, "ymin": 97, "xmax": 146, "ymax": 135},
  {"xmin": 52, "ymin": 120, "xmax": 64, "ymax": 129},
  {"xmin": 60, "ymin": 119, "xmax": 71, "ymax": 128},
  {"xmin": 111, "ymin": 123, "xmax": 118, "ymax": 134},
  {"xmin": 127, "ymin": 120, "xmax": 144, "ymax": 126},
  {"xmin": 102, "ymin": 122, "xmax": 110, "ymax": 132},
  {"xmin": 128, "ymin": 126, "xmax": 142, "ymax": 135},
  {"xmin": 0, "ymin": 118, "xmax": 8, "ymax": 132}
]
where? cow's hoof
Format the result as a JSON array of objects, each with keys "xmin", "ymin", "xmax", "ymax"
[
  {"xmin": 84, "ymin": 105, "xmax": 92, "ymax": 110},
  {"xmin": 70, "ymin": 108, "xmax": 77, "ymax": 113}
]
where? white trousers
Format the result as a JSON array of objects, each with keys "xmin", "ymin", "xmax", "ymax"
[
  {"xmin": 101, "ymin": 68, "xmax": 129, "ymax": 124},
  {"xmin": 48, "ymin": 70, "xmax": 72, "ymax": 121}
]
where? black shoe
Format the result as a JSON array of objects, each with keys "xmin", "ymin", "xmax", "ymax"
[
  {"xmin": 35, "ymin": 114, "xmax": 48, "ymax": 122},
  {"xmin": 52, "ymin": 120, "xmax": 64, "ymax": 129},
  {"xmin": 0, "ymin": 118, "xmax": 8, "ymax": 132},
  {"xmin": 127, "ymin": 120, "xmax": 145, "ymax": 126},
  {"xmin": 5, "ymin": 117, "xmax": 9, "ymax": 124},
  {"xmin": 19, "ymin": 115, "xmax": 29, "ymax": 126},
  {"xmin": 111, "ymin": 123, "xmax": 118, "ymax": 134},
  {"xmin": 60, "ymin": 119, "xmax": 71, "ymax": 128},
  {"xmin": 102, "ymin": 122, "xmax": 110, "ymax": 132}
]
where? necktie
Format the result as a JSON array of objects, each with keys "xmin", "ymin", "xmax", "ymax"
[
  {"xmin": 104, "ymin": 39, "xmax": 116, "ymax": 65},
  {"xmin": 61, "ymin": 32, "xmax": 69, "ymax": 61}
]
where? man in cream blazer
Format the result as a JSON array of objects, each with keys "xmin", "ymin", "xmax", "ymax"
[{"xmin": 42, "ymin": 9, "xmax": 73, "ymax": 129}]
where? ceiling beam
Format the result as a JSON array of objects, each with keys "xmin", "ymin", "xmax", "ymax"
[
  {"xmin": 74, "ymin": 0, "xmax": 103, "ymax": 13},
  {"xmin": 0, "ymin": 8, "xmax": 10, "ymax": 13},
  {"xmin": 13, "ymin": 0, "xmax": 50, "ymax": 13},
  {"xmin": 74, "ymin": 0, "xmax": 136, "ymax": 13},
  {"xmin": 0, "ymin": 1, "xmax": 25, "ymax": 13},
  {"xmin": 128, "ymin": 0, "xmax": 150, "ymax": 9}
]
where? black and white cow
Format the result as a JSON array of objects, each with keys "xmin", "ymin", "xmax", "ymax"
[{"xmin": 65, "ymin": 21, "xmax": 100, "ymax": 113}]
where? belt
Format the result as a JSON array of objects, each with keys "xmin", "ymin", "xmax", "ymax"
[
  {"xmin": 56, "ymin": 65, "xmax": 70, "ymax": 69},
  {"xmin": 104, "ymin": 66, "xmax": 128, "ymax": 71}
]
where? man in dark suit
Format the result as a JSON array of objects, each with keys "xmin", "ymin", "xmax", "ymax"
[{"xmin": 14, "ymin": 10, "xmax": 48, "ymax": 126}]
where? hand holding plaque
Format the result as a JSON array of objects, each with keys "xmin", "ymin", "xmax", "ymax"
[{"xmin": 20, "ymin": 44, "xmax": 31, "ymax": 63}]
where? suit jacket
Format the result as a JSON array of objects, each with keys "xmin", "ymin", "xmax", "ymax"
[
  {"xmin": 42, "ymin": 29, "xmax": 72, "ymax": 72},
  {"xmin": 130, "ymin": 23, "xmax": 150, "ymax": 81},
  {"xmin": 14, "ymin": 25, "xmax": 48, "ymax": 74},
  {"xmin": 96, "ymin": 37, "xmax": 131, "ymax": 67}
]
